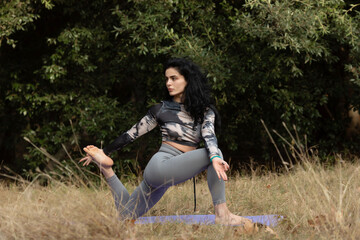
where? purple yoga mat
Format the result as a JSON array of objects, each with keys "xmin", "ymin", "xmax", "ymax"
[{"xmin": 135, "ymin": 214, "xmax": 282, "ymax": 226}]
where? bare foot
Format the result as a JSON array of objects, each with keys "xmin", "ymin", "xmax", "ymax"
[
  {"xmin": 80, "ymin": 145, "xmax": 115, "ymax": 179},
  {"xmin": 215, "ymin": 212, "xmax": 253, "ymax": 226},
  {"xmin": 214, "ymin": 203, "xmax": 253, "ymax": 226},
  {"xmin": 82, "ymin": 145, "xmax": 114, "ymax": 168},
  {"xmin": 214, "ymin": 204, "xmax": 279, "ymax": 237}
]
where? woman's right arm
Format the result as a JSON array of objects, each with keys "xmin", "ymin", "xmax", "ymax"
[{"xmin": 102, "ymin": 103, "xmax": 162, "ymax": 156}]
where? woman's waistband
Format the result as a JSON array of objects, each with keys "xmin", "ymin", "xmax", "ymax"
[{"xmin": 159, "ymin": 143, "xmax": 184, "ymax": 156}]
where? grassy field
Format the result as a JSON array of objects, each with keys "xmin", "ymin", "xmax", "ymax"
[{"xmin": 1, "ymin": 153, "xmax": 360, "ymax": 240}]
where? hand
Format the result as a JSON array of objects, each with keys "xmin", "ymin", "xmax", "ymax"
[
  {"xmin": 79, "ymin": 154, "xmax": 93, "ymax": 166},
  {"xmin": 212, "ymin": 157, "xmax": 230, "ymax": 181}
]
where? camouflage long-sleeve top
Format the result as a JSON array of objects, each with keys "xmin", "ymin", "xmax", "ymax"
[{"xmin": 102, "ymin": 100, "xmax": 221, "ymax": 159}]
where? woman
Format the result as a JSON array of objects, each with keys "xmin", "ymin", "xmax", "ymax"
[{"xmin": 80, "ymin": 58, "xmax": 252, "ymax": 225}]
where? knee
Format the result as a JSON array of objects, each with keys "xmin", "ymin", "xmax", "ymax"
[
  {"xmin": 143, "ymin": 155, "xmax": 161, "ymax": 187},
  {"xmin": 144, "ymin": 168, "xmax": 155, "ymax": 187},
  {"xmin": 144, "ymin": 168, "xmax": 175, "ymax": 188},
  {"xmin": 144, "ymin": 168, "xmax": 162, "ymax": 188}
]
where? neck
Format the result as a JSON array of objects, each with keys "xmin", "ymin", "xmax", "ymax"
[{"xmin": 173, "ymin": 94, "xmax": 184, "ymax": 103}]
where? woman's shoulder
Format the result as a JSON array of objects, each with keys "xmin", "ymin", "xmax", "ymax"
[
  {"xmin": 150, "ymin": 102, "xmax": 164, "ymax": 108},
  {"xmin": 204, "ymin": 106, "xmax": 215, "ymax": 115},
  {"xmin": 148, "ymin": 100, "xmax": 182, "ymax": 118},
  {"xmin": 161, "ymin": 99, "xmax": 182, "ymax": 110}
]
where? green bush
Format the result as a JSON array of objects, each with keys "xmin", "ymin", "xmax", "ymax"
[{"xmin": 1, "ymin": 0, "xmax": 360, "ymax": 176}]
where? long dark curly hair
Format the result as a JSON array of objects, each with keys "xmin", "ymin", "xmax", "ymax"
[{"xmin": 164, "ymin": 58, "xmax": 221, "ymax": 133}]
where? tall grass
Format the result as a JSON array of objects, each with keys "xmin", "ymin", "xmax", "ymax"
[
  {"xmin": 260, "ymin": 121, "xmax": 360, "ymax": 239},
  {"xmin": 1, "ymin": 160, "xmax": 360, "ymax": 239},
  {"xmin": 1, "ymin": 128, "xmax": 360, "ymax": 239}
]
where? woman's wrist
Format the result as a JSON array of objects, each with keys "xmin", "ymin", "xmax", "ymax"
[{"xmin": 210, "ymin": 155, "xmax": 222, "ymax": 163}]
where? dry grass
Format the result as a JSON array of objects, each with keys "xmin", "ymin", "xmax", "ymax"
[
  {"xmin": 1, "ymin": 127, "xmax": 360, "ymax": 239},
  {"xmin": 1, "ymin": 156, "xmax": 360, "ymax": 240}
]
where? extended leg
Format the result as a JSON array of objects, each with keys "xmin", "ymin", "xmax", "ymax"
[
  {"xmin": 81, "ymin": 145, "xmax": 168, "ymax": 219},
  {"xmin": 119, "ymin": 181, "xmax": 168, "ymax": 219},
  {"xmin": 106, "ymin": 175, "xmax": 130, "ymax": 211}
]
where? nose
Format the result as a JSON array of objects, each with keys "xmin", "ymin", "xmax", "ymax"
[{"xmin": 166, "ymin": 79, "xmax": 172, "ymax": 87}]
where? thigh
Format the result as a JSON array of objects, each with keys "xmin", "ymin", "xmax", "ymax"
[{"xmin": 144, "ymin": 148, "xmax": 210, "ymax": 187}]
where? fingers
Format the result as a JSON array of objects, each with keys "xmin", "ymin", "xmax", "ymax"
[
  {"xmin": 79, "ymin": 145, "xmax": 95, "ymax": 166},
  {"xmin": 213, "ymin": 159, "xmax": 229, "ymax": 181},
  {"xmin": 80, "ymin": 145, "xmax": 104, "ymax": 167},
  {"xmin": 84, "ymin": 157, "xmax": 92, "ymax": 166},
  {"xmin": 220, "ymin": 159, "xmax": 229, "ymax": 170},
  {"xmin": 79, "ymin": 155, "xmax": 92, "ymax": 166},
  {"xmin": 221, "ymin": 171, "xmax": 228, "ymax": 181},
  {"xmin": 216, "ymin": 170, "xmax": 221, "ymax": 180},
  {"xmin": 224, "ymin": 162, "xmax": 229, "ymax": 171},
  {"xmin": 216, "ymin": 169, "xmax": 228, "ymax": 181},
  {"xmin": 79, "ymin": 156, "xmax": 88, "ymax": 163},
  {"xmin": 216, "ymin": 159, "xmax": 229, "ymax": 171},
  {"xmin": 213, "ymin": 158, "xmax": 229, "ymax": 170}
]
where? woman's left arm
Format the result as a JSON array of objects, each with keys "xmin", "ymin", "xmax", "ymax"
[{"xmin": 201, "ymin": 109, "xmax": 229, "ymax": 180}]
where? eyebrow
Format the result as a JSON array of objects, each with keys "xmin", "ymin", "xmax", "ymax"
[{"xmin": 165, "ymin": 75, "xmax": 178, "ymax": 78}]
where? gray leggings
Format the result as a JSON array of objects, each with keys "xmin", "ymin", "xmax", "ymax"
[{"xmin": 106, "ymin": 143, "xmax": 226, "ymax": 219}]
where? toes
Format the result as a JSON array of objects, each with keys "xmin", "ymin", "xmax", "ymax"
[
  {"xmin": 83, "ymin": 147, "xmax": 93, "ymax": 156},
  {"xmin": 255, "ymin": 223, "xmax": 264, "ymax": 229},
  {"xmin": 264, "ymin": 226, "xmax": 278, "ymax": 237},
  {"xmin": 83, "ymin": 145, "xmax": 95, "ymax": 151}
]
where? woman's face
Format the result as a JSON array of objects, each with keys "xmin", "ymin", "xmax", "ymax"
[{"xmin": 165, "ymin": 67, "xmax": 187, "ymax": 103}]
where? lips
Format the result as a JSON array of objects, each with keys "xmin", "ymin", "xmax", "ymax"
[{"xmin": 168, "ymin": 88, "xmax": 174, "ymax": 92}]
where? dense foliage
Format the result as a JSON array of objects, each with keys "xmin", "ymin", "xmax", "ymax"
[{"xmin": 1, "ymin": 0, "xmax": 360, "ymax": 175}]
